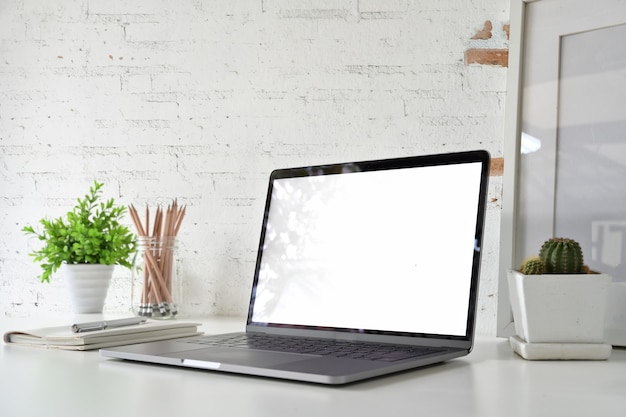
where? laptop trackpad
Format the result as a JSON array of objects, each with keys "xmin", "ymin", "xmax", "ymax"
[{"xmin": 162, "ymin": 348, "xmax": 312, "ymax": 368}]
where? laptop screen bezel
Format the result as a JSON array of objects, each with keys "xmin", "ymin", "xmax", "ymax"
[{"xmin": 245, "ymin": 150, "xmax": 490, "ymax": 348}]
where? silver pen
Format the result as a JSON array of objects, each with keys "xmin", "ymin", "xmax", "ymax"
[{"xmin": 72, "ymin": 317, "xmax": 147, "ymax": 333}]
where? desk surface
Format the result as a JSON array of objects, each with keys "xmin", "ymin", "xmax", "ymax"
[{"xmin": 1, "ymin": 316, "xmax": 625, "ymax": 417}]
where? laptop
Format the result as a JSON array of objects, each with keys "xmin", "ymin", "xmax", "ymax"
[{"xmin": 101, "ymin": 150, "xmax": 490, "ymax": 385}]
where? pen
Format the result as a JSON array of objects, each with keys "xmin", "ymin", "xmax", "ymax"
[{"xmin": 72, "ymin": 317, "xmax": 147, "ymax": 333}]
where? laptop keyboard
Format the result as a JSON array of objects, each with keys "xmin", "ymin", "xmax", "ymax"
[{"xmin": 179, "ymin": 334, "xmax": 445, "ymax": 362}]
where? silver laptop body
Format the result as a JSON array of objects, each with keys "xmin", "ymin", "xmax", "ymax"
[{"xmin": 101, "ymin": 150, "xmax": 490, "ymax": 385}]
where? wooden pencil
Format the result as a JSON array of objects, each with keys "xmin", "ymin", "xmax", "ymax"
[{"xmin": 128, "ymin": 201, "xmax": 185, "ymax": 317}]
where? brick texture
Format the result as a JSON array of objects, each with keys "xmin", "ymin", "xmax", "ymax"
[
  {"xmin": 0, "ymin": 0, "xmax": 508, "ymax": 335},
  {"xmin": 465, "ymin": 49, "xmax": 509, "ymax": 67},
  {"xmin": 490, "ymin": 157, "xmax": 504, "ymax": 176},
  {"xmin": 465, "ymin": 20, "xmax": 510, "ymax": 67}
]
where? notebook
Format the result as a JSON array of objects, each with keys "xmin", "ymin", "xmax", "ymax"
[{"xmin": 101, "ymin": 150, "xmax": 490, "ymax": 385}]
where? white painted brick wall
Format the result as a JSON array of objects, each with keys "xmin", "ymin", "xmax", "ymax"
[{"xmin": 0, "ymin": 0, "xmax": 508, "ymax": 335}]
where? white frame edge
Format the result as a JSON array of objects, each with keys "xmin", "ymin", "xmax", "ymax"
[{"xmin": 496, "ymin": 0, "xmax": 534, "ymax": 337}]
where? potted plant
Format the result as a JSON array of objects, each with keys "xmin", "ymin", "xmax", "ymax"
[
  {"xmin": 507, "ymin": 237, "xmax": 612, "ymax": 360},
  {"xmin": 23, "ymin": 181, "xmax": 136, "ymax": 313}
]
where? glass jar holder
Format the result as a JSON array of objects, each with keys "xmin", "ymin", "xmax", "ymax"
[{"xmin": 132, "ymin": 236, "xmax": 180, "ymax": 318}]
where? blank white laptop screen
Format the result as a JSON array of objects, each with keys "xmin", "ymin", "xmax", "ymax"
[{"xmin": 251, "ymin": 162, "xmax": 483, "ymax": 337}]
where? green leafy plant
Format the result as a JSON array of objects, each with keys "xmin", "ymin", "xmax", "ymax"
[
  {"xmin": 22, "ymin": 181, "xmax": 136, "ymax": 283},
  {"xmin": 519, "ymin": 237, "xmax": 591, "ymax": 275}
]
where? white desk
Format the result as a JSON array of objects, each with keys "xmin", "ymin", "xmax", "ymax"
[{"xmin": 1, "ymin": 316, "xmax": 625, "ymax": 417}]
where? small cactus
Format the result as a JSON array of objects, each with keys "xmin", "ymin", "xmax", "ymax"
[
  {"xmin": 519, "ymin": 256, "xmax": 546, "ymax": 275},
  {"xmin": 538, "ymin": 237, "xmax": 584, "ymax": 274}
]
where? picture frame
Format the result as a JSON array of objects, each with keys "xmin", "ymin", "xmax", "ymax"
[{"xmin": 497, "ymin": 0, "xmax": 626, "ymax": 343}]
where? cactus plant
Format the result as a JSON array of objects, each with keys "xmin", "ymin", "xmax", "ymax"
[
  {"xmin": 519, "ymin": 256, "xmax": 546, "ymax": 275},
  {"xmin": 508, "ymin": 237, "xmax": 611, "ymax": 353},
  {"xmin": 538, "ymin": 237, "xmax": 585, "ymax": 274}
]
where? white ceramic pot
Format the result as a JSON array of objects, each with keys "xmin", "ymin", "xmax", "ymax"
[
  {"xmin": 63, "ymin": 264, "xmax": 115, "ymax": 313},
  {"xmin": 606, "ymin": 281, "xmax": 626, "ymax": 346},
  {"xmin": 507, "ymin": 270, "xmax": 611, "ymax": 344}
]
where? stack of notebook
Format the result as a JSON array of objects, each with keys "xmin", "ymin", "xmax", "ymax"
[{"xmin": 3, "ymin": 319, "xmax": 201, "ymax": 350}]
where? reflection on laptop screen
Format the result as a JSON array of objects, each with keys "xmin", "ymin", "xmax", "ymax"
[{"xmin": 251, "ymin": 161, "xmax": 484, "ymax": 337}]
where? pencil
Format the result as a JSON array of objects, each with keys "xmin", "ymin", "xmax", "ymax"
[{"xmin": 128, "ymin": 201, "xmax": 185, "ymax": 317}]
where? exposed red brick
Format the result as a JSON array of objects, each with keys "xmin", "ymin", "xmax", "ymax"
[
  {"xmin": 465, "ymin": 48, "xmax": 508, "ymax": 67},
  {"xmin": 503, "ymin": 24, "xmax": 510, "ymax": 40},
  {"xmin": 471, "ymin": 21, "xmax": 493, "ymax": 40},
  {"xmin": 489, "ymin": 157, "xmax": 504, "ymax": 176}
]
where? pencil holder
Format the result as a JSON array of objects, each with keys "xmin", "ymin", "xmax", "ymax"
[{"xmin": 131, "ymin": 236, "xmax": 181, "ymax": 318}]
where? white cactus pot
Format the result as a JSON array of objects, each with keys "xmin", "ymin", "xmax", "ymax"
[{"xmin": 507, "ymin": 270, "xmax": 611, "ymax": 344}]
